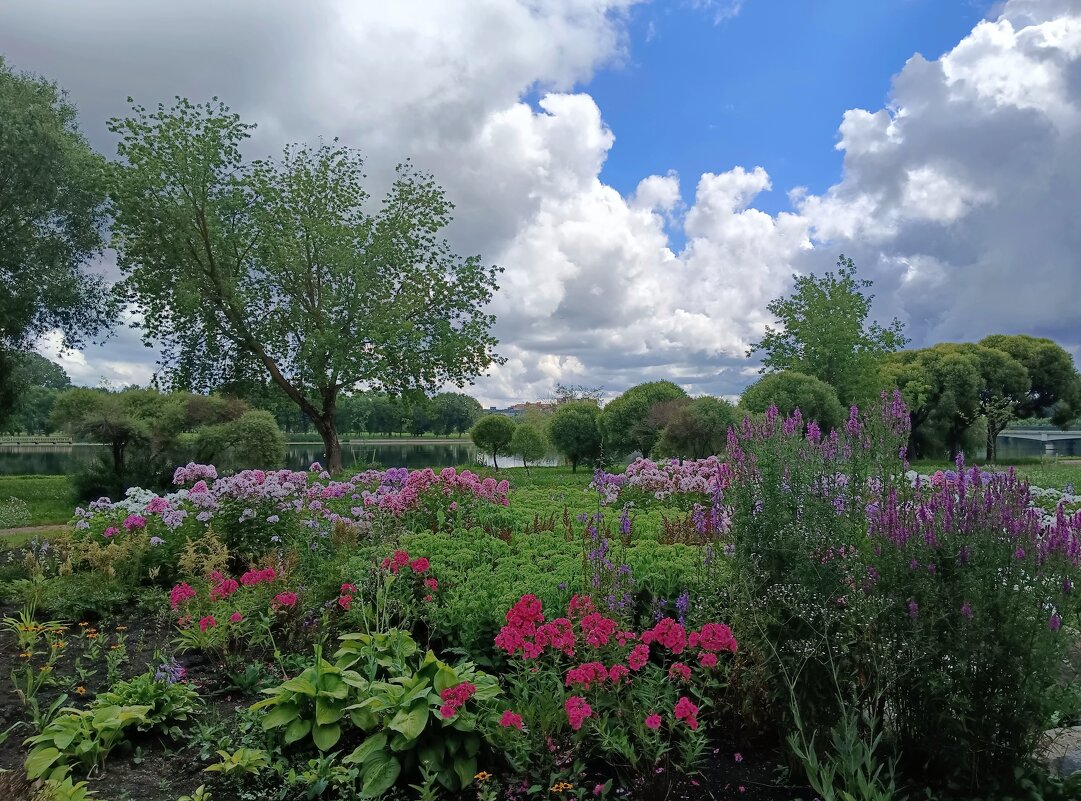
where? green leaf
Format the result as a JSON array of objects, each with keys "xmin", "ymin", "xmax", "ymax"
[
  {"xmin": 388, "ymin": 700, "xmax": 428, "ymax": 742},
  {"xmin": 432, "ymin": 664, "xmax": 458, "ymax": 695},
  {"xmin": 312, "ymin": 722, "xmax": 341, "ymax": 751},
  {"xmin": 261, "ymin": 701, "xmax": 300, "ymax": 730},
  {"xmin": 360, "ymin": 752, "xmax": 401, "ymax": 797},
  {"xmin": 315, "ymin": 697, "xmax": 344, "ymax": 725},
  {"xmin": 343, "ymin": 732, "xmax": 387, "ymax": 765},
  {"xmin": 25, "ymin": 747, "xmax": 62, "ymax": 779},
  {"xmin": 283, "ymin": 717, "xmax": 312, "ymax": 744},
  {"xmin": 452, "ymin": 755, "xmax": 477, "ymax": 791},
  {"xmin": 281, "ymin": 676, "xmax": 317, "ymax": 696}
]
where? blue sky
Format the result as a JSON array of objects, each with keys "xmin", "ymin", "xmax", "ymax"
[{"xmin": 585, "ymin": 0, "xmax": 991, "ymax": 215}]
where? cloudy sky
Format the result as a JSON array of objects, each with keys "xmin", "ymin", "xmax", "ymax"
[{"xmin": 3, "ymin": 0, "xmax": 1080, "ymax": 405}]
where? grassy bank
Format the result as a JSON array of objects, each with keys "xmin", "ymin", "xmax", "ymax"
[{"xmin": 0, "ymin": 475, "xmax": 74, "ymax": 526}]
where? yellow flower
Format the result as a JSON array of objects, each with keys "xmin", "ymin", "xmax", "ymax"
[
  {"xmin": 18, "ymin": 651, "xmax": 31, "ymax": 659},
  {"xmin": 550, "ymin": 782, "xmax": 574, "ymax": 793},
  {"xmin": 39, "ymin": 665, "xmax": 52, "ymax": 673},
  {"xmin": 75, "ymin": 686, "xmax": 86, "ymax": 695},
  {"xmin": 474, "ymin": 772, "xmax": 492, "ymax": 782},
  {"xmin": 86, "ymin": 633, "xmax": 99, "ymax": 640},
  {"xmin": 79, "ymin": 621, "xmax": 89, "ymax": 627},
  {"xmin": 115, "ymin": 625, "xmax": 127, "ymax": 631},
  {"xmin": 52, "ymin": 641, "xmax": 67, "ymax": 649},
  {"xmin": 109, "ymin": 644, "xmax": 122, "ymax": 651}
]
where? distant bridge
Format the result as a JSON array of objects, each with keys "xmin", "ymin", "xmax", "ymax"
[{"xmin": 998, "ymin": 429, "xmax": 1081, "ymax": 456}]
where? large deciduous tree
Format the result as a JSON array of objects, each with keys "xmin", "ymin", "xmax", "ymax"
[
  {"xmin": 470, "ymin": 414, "xmax": 516, "ymax": 470},
  {"xmin": 655, "ymin": 396, "xmax": 737, "ymax": 459},
  {"xmin": 600, "ymin": 380, "xmax": 687, "ymax": 458},
  {"xmin": 549, "ymin": 401, "xmax": 602, "ymax": 473},
  {"xmin": 748, "ymin": 255, "xmax": 907, "ymax": 407},
  {"xmin": 431, "ymin": 391, "xmax": 483, "ymax": 437},
  {"xmin": 979, "ymin": 335, "xmax": 1080, "ymax": 427},
  {"xmin": 0, "ymin": 58, "xmax": 112, "ymax": 426},
  {"xmin": 108, "ymin": 98, "xmax": 501, "ymax": 472}
]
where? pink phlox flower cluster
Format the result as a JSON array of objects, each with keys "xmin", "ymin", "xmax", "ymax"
[
  {"xmin": 499, "ymin": 710, "xmax": 524, "ymax": 730},
  {"xmin": 240, "ymin": 567, "xmax": 277, "ymax": 586},
  {"xmin": 565, "ymin": 696, "xmax": 593, "ymax": 731},
  {"xmin": 668, "ymin": 662, "xmax": 691, "ymax": 682},
  {"xmin": 209, "ymin": 576, "xmax": 240, "ymax": 601},
  {"xmin": 439, "ymin": 682, "xmax": 476, "ymax": 719},
  {"xmin": 122, "ymin": 514, "xmax": 147, "ymax": 531},
  {"xmin": 580, "ymin": 612, "xmax": 618, "ymax": 647},
  {"xmin": 173, "ymin": 463, "xmax": 218, "ymax": 486},
  {"xmin": 169, "ymin": 582, "xmax": 197, "ymax": 610},
  {"xmin": 146, "ymin": 497, "xmax": 170, "ymax": 514},
  {"xmin": 565, "ymin": 661, "xmax": 609, "ymax": 689},
  {"xmin": 674, "ymin": 696, "xmax": 699, "ymax": 729}
]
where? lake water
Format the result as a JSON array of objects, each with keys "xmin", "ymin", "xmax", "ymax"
[
  {"xmin": 0, "ymin": 441, "xmax": 559, "ymax": 475},
  {"xmin": 0, "ymin": 435, "xmax": 1073, "ymax": 476}
]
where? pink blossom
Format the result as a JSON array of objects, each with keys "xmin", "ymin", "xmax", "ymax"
[
  {"xmin": 198, "ymin": 615, "xmax": 216, "ymax": 632},
  {"xmin": 229, "ymin": 611, "xmax": 244, "ymax": 623},
  {"xmin": 273, "ymin": 592, "xmax": 297, "ymax": 608},
  {"xmin": 499, "ymin": 710, "xmax": 524, "ymax": 730},
  {"xmin": 644, "ymin": 713, "xmax": 662, "ymax": 730},
  {"xmin": 409, "ymin": 557, "xmax": 430, "ymax": 573},
  {"xmin": 565, "ymin": 696, "xmax": 593, "ymax": 731}
]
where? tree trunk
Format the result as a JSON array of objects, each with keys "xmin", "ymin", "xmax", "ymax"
[
  {"xmin": 986, "ymin": 426, "xmax": 998, "ymax": 464},
  {"xmin": 112, "ymin": 439, "xmax": 125, "ymax": 477},
  {"xmin": 310, "ymin": 393, "xmax": 342, "ymax": 474}
]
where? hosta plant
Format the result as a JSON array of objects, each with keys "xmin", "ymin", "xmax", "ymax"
[{"xmin": 24, "ymin": 704, "xmax": 153, "ymax": 780}]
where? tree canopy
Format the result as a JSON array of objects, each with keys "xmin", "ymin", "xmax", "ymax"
[
  {"xmin": 510, "ymin": 421, "xmax": 548, "ymax": 472},
  {"xmin": 740, "ymin": 371, "xmax": 845, "ymax": 431},
  {"xmin": 549, "ymin": 401, "xmax": 602, "ymax": 473},
  {"xmin": 654, "ymin": 396, "xmax": 737, "ymax": 459},
  {"xmin": 748, "ymin": 255, "xmax": 906, "ymax": 407},
  {"xmin": 0, "ymin": 58, "xmax": 112, "ymax": 425},
  {"xmin": 600, "ymin": 380, "xmax": 687, "ymax": 458},
  {"xmin": 107, "ymin": 98, "xmax": 501, "ymax": 472},
  {"xmin": 431, "ymin": 392, "xmax": 483, "ymax": 437},
  {"xmin": 469, "ymin": 414, "xmax": 516, "ymax": 469}
]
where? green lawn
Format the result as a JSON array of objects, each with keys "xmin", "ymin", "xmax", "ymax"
[
  {"xmin": 0, "ymin": 474, "xmax": 75, "ymax": 526},
  {"xmin": 911, "ymin": 457, "xmax": 1081, "ymax": 492}
]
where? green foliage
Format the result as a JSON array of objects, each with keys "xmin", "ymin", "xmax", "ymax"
[
  {"xmin": 193, "ymin": 409, "xmax": 286, "ymax": 471},
  {"xmin": 600, "ymin": 381, "xmax": 687, "ymax": 458},
  {"xmin": 980, "ymin": 334, "xmax": 1081, "ymax": 428},
  {"xmin": 24, "ymin": 703, "xmax": 153, "ymax": 780},
  {"xmin": 431, "ymin": 392, "xmax": 483, "ymax": 437},
  {"xmin": 469, "ymin": 414, "xmax": 516, "ymax": 469},
  {"xmin": 748, "ymin": 254, "xmax": 907, "ymax": 407},
  {"xmin": 0, "ymin": 57, "xmax": 112, "ymax": 427},
  {"xmin": 204, "ymin": 747, "xmax": 271, "ymax": 776},
  {"xmin": 338, "ymin": 631, "xmax": 499, "ymax": 793},
  {"xmin": 95, "ymin": 669, "xmax": 201, "ymax": 738},
  {"xmin": 740, "ymin": 370, "xmax": 846, "ymax": 431},
  {"xmin": 548, "ymin": 401, "xmax": 602, "ymax": 472},
  {"xmin": 654, "ymin": 396, "xmax": 736, "ymax": 458},
  {"xmin": 788, "ymin": 708, "xmax": 898, "ymax": 801},
  {"xmin": 251, "ymin": 646, "xmax": 354, "ymax": 752},
  {"xmin": 509, "ymin": 421, "xmax": 548, "ymax": 471},
  {"xmin": 107, "ymin": 97, "xmax": 502, "ymax": 472}
]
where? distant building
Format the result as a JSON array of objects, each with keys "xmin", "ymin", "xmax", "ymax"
[{"xmin": 486, "ymin": 402, "xmax": 556, "ymax": 419}]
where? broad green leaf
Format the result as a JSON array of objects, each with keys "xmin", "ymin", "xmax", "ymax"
[
  {"xmin": 25, "ymin": 747, "xmax": 62, "ymax": 779},
  {"xmin": 281, "ymin": 676, "xmax": 317, "ymax": 696},
  {"xmin": 388, "ymin": 700, "xmax": 428, "ymax": 742},
  {"xmin": 261, "ymin": 702, "xmax": 300, "ymax": 730},
  {"xmin": 312, "ymin": 722, "xmax": 341, "ymax": 751},
  {"xmin": 360, "ymin": 752, "xmax": 401, "ymax": 797},
  {"xmin": 343, "ymin": 732, "xmax": 387, "ymax": 765},
  {"xmin": 283, "ymin": 717, "xmax": 312, "ymax": 744},
  {"xmin": 315, "ymin": 697, "xmax": 344, "ymax": 725},
  {"xmin": 452, "ymin": 755, "xmax": 477, "ymax": 791}
]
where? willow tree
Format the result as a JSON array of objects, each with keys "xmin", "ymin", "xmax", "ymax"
[{"xmin": 108, "ymin": 98, "xmax": 501, "ymax": 472}]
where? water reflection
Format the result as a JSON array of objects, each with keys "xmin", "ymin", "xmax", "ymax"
[{"xmin": 0, "ymin": 441, "xmax": 562, "ymax": 475}]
